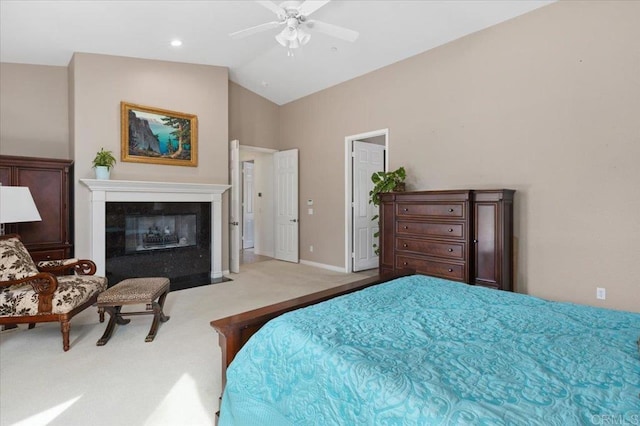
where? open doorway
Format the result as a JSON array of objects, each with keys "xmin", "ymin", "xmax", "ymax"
[
  {"xmin": 230, "ymin": 142, "xmax": 300, "ymax": 272},
  {"xmin": 242, "ymin": 160, "xmax": 255, "ymax": 250},
  {"xmin": 344, "ymin": 129, "xmax": 389, "ymax": 273},
  {"xmin": 239, "ymin": 147, "xmax": 276, "ymax": 266}
]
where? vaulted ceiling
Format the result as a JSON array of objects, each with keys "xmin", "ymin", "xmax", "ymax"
[{"xmin": 0, "ymin": 1, "xmax": 553, "ymax": 105}]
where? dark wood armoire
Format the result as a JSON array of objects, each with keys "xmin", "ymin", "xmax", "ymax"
[
  {"xmin": 379, "ymin": 189, "xmax": 514, "ymax": 291},
  {"xmin": 0, "ymin": 155, "xmax": 73, "ymax": 261}
]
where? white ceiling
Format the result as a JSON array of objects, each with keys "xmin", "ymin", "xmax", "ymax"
[{"xmin": 0, "ymin": 0, "xmax": 554, "ymax": 105}]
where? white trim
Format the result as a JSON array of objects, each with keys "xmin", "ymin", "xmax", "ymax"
[
  {"xmin": 344, "ymin": 129, "xmax": 389, "ymax": 273},
  {"xmin": 80, "ymin": 179, "xmax": 230, "ymax": 280},
  {"xmin": 254, "ymin": 249, "xmax": 275, "ymax": 257},
  {"xmin": 300, "ymin": 259, "xmax": 346, "ymax": 273},
  {"xmin": 80, "ymin": 179, "xmax": 229, "ymax": 195},
  {"xmin": 240, "ymin": 144, "xmax": 278, "ymax": 154}
]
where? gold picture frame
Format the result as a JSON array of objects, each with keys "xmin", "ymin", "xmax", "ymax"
[{"xmin": 121, "ymin": 102, "xmax": 198, "ymax": 167}]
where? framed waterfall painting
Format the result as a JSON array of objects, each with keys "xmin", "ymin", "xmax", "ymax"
[{"xmin": 121, "ymin": 102, "xmax": 198, "ymax": 167}]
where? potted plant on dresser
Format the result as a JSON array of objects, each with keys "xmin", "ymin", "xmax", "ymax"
[{"xmin": 92, "ymin": 148, "xmax": 117, "ymax": 180}]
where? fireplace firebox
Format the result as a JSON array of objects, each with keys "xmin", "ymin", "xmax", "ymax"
[
  {"xmin": 106, "ymin": 202, "xmax": 211, "ymax": 291},
  {"xmin": 125, "ymin": 213, "xmax": 197, "ymax": 253}
]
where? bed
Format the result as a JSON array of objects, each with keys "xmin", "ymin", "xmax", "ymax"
[{"xmin": 210, "ymin": 273, "xmax": 640, "ymax": 425}]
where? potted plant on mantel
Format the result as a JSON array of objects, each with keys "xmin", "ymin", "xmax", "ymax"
[
  {"xmin": 369, "ymin": 166, "xmax": 407, "ymax": 255},
  {"xmin": 92, "ymin": 147, "xmax": 117, "ymax": 180}
]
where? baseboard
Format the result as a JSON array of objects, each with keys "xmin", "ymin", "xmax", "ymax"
[
  {"xmin": 253, "ymin": 249, "xmax": 274, "ymax": 257},
  {"xmin": 299, "ymin": 260, "xmax": 346, "ymax": 273}
]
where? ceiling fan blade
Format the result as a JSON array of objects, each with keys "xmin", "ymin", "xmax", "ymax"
[
  {"xmin": 305, "ymin": 20, "xmax": 359, "ymax": 42},
  {"xmin": 229, "ymin": 21, "xmax": 283, "ymax": 39},
  {"xmin": 298, "ymin": 0, "xmax": 330, "ymax": 17},
  {"xmin": 256, "ymin": 0, "xmax": 286, "ymax": 18}
]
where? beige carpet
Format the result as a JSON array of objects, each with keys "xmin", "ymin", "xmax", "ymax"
[{"xmin": 0, "ymin": 260, "xmax": 376, "ymax": 426}]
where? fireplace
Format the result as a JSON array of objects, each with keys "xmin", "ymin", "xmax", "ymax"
[
  {"xmin": 106, "ymin": 202, "xmax": 211, "ymax": 290},
  {"xmin": 81, "ymin": 179, "xmax": 230, "ymax": 291}
]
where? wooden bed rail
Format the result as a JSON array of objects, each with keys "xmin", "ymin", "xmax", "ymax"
[{"xmin": 210, "ymin": 270, "xmax": 414, "ymax": 389}]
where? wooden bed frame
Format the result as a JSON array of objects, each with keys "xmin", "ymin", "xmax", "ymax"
[{"xmin": 210, "ymin": 270, "xmax": 413, "ymax": 388}]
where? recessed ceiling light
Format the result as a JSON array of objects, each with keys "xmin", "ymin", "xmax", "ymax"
[{"xmin": 170, "ymin": 40, "xmax": 182, "ymax": 47}]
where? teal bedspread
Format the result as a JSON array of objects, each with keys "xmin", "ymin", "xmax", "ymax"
[{"xmin": 219, "ymin": 275, "xmax": 640, "ymax": 425}]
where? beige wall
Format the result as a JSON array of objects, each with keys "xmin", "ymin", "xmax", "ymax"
[
  {"xmin": 1, "ymin": 1, "xmax": 638, "ymax": 312},
  {"xmin": 280, "ymin": 0, "xmax": 640, "ymax": 312},
  {"xmin": 70, "ymin": 53, "xmax": 230, "ymax": 266},
  {"xmin": 229, "ymin": 82, "xmax": 280, "ymax": 149},
  {"xmin": 0, "ymin": 63, "xmax": 69, "ymax": 158}
]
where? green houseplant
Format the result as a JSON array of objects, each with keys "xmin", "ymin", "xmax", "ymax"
[
  {"xmin": 92, "ymin": 147, "xmax": 117, "ymax": 180},
  {"xmin": 369, "ymin": 166, "xmax": 406, "ymax": 254},
  {"xmin": 369, "ymin": 166, "xmax": 406, "ymax": 207}
]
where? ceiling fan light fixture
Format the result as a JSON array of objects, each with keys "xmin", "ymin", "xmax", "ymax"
[
  {"xmin": 275, "ymin": 31, "xmax": 288, "ymax": 47},
  {"xmin": 232, "ymin": 1, "xmax": 358, "ymax": 53},
  {"xmin": 297, "ymin": 28, "xmax": 311, "ymax": 45},
  {"xmin": 285, "ymin": 27, "xmax": 298, "ymax": 41}
]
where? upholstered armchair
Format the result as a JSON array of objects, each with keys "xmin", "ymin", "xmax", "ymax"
[{"xmin": 0, "ymin": 234, "xmax": 107, "ymax": 351}]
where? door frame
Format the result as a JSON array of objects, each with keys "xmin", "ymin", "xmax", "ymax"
[{"xmin": 344, "ymin": 129, "xmax": 389, "ymax": 273}]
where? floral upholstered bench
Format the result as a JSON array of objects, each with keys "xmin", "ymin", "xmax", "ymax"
[{"xmin": 96, "ymin": 277, "xmax": 170, "ymax": 345}]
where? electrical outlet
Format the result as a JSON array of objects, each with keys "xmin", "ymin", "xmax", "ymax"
[
  {"xmin": 309, "ymin": 245, "xmax": 314, "ymax": 252},
  {"xmin": 596, "ymin": 287, "xmax": 606, "ymax": 300}
]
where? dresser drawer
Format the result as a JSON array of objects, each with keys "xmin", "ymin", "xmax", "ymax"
[
  {"xmin": 396, "ymin": 202, "xmax": 466, "ymax": 219},
  {"xmin": 396, "ymin": 255, "xmax": 465, "ymax": 281},
  {"xmin": 29, "ymin": 248, "xmax": 69, "ymax": 263},
  {"xmin": 395, "ymin": 238, "xmax": 465, "ymax": 260},
  {"xmin": 396, "ymin": 221, "xmax": 466, "ymax": 239}
]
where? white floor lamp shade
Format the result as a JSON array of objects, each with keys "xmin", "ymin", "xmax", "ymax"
[{"xmin": 0, "ymin": 186, "xmax": 42, "ymax": 226}]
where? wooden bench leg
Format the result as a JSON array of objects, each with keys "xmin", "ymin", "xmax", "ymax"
[
  {"xmin": 97, "ymin": 306, "xmax": 130, "ymax": 346},
  {"xmin": 145, "ymin": 290, "xmax": 170, "ymax": 342}
]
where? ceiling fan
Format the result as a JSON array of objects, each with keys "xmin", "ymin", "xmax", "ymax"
[{"xmin": 229, "ymin": 0, "xmax": 359, "ymax": 55}]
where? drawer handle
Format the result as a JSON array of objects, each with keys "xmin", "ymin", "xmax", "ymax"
[
  {"xmin": 403, "ymin": 243, "xmax": 408, "ymax": 248},
  {"xmin": 448, "ymin": 268, "xmax": 453, "ymax": 272},
  {"xmin": 403, "ymin": 262, "xmax": 408, "ymax": 266},
  {"xmin": 448, "ymin": 228, "xmax": 454, "ymax": 232},
  {"xmin": 448, "ymin": 248, "xmax": 453, "ymax": 252},
  {"xmin": 403, "ymin": 226, "xmax": 408, "ymax": 229},
  {"xmin": 403, "ymin": 208, "xmax": 408, "ymax": 212},
  {"xmin": 448, "ymin": 208, "xmax": 454, "ymax": 212}
]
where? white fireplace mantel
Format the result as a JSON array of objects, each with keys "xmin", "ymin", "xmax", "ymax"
[{"xmin": 80, "ymin": 179, "xmax": 230, "ymax": 279}]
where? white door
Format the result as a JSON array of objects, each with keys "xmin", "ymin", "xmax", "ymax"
[
  {"xmin": 229, "ymin": 140, "xmax": 240, "ymax": 273},
  {"xmin": 353, "ymin": 141, "xmax": 385, "ymax": 271},
  {"xmin": 242, "ymin": 161, "xmax": 255, "ymax": 249},
  {"xmin": 274, "ymin": 149, "xmax": 299, "ymax": 263}
]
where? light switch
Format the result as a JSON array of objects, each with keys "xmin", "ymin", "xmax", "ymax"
[{"xmin": 308, "ymin": 208, "xmax": 314, "ymax": 215}]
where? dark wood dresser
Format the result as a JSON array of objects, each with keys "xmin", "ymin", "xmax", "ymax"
[
  {"xmin": 0, "ymin": 155, "xmax": 73, "ymax": 261},
  {"xmin": 379, "ymin": 189, "xmax": 514, "ymax": 291}
]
